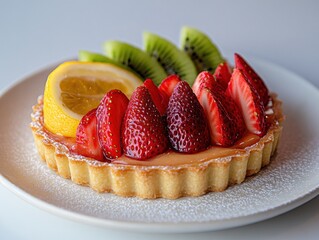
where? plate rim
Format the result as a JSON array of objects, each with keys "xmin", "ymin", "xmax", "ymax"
[
  {"xmin": 1, "ymin": 174, "xmax": 318, "ymax": 233},
  {"xmin": 0, "ymin": 57, "xmax": 319, "ymax": 233}
]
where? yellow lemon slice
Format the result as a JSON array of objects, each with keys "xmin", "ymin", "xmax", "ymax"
[{"xmin": 43, "ymin": 61, "xmax": 142, "ymax": 137}]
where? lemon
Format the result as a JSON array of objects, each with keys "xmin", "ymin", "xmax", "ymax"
[{"xmin": 43, "ymin": 61, "xmax": 142, "ymax": 137}]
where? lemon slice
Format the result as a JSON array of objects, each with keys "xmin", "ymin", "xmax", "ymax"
[{"xmin": 43, "ymin": 61, "xmax": 142, "ymax": 137}]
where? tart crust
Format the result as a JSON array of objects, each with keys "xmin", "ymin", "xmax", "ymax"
[{"xmin": 31, "ymin": 95, "xmax": 284, "ymax": 199}]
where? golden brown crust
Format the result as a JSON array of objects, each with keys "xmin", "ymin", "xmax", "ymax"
[{"xmin": 30, "ymin": 96, "xmax": 284, "ymax": 199}]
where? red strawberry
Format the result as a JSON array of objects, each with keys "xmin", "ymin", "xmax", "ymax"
[
  {"xmin": 158, "ymin": 74, "xmax": 181, "ymax": 101},
  {"xmin": 234, "ymin": 53, "xmax": 269, "ymax": 106},
  {"xmin": 143, "ymin": 79, "xmax": 166, "ymax": 115},
  {"xmin": 198, "ymin": 88, "xmax": 246, "ymax": 146},
  {"xmin": 213, "ymin": 61, "xmax": 232, "ymax": 90},
  {"xmin": 167, "ymin": 81, "xmax": 210, "ymax": 153},
  {"xmin": 76, "ymin": 108, "xmax": 104, "ymax": 161},
  {"xmin": 96, "ymin": 90, "xmax": 129, "ymax": 159},
  {"xmin": 192, "ymin": 71, "xmax": 224, "ymax": 98},
  {"xmin": 193, "ymin": 71, "xmax": 246, "ymax": 145},
  {"xmin": 193, "ymin": 71, "xmax": 213, "ymax": 96},
  {"xmin": 227, "ymin": 68, "xmax": 267, "ymax": 136},
  {"xmin": 222, "ymin": 95, "xmax": 247, "ymax": 138},
  {"xmin": 122, "ymin": 86, "xmax": 169, "ymax": 160}
]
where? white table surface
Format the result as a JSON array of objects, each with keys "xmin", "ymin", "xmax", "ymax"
[{"xmin": 1, "ymin": 1, "xmax": 318, "ymax": 239}]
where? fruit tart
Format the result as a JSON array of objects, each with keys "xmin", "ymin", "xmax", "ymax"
[{"xmin": 31, "ymin": 27, "xmax": 284, "ymax": 199}]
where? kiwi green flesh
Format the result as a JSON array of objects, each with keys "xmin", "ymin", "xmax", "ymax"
[
  {"xmin": 78, "ymin": 50, "xmax": 143, "ymax": 80},
  {"xmin": 103, "ymin": 41, "xmax": 167, "ymax": 85},
  {"xmin": 180, "ymin": 27, "xmax": 224, "ymax": 73},
  {"xmin": 79, "ymin": 50, "xmax": 114, "ymax": 63},
  {"xmin": 143, "ymin": 32, "xmax": 197, "ymax": 86}
]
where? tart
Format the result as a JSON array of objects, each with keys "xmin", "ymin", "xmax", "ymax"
[{"xmin": 30, "ymin": 27, "xmax": 284, "ymax": 199}]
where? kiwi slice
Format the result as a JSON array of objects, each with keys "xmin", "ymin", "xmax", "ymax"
[
  {"xmin": 180, "ymin": 27, "xmax": 224, "ymax": 73},
  {"xmin": 103, "ymin": 41, "xmax": 167, "ymax": 85},
  {"xmin": 79, "ymin": 50, "xmax": 116, "ymax": 63},
  {"xmin": 143, "ymin": 32, "xmax": 197, "ymax": 86},
  {"xmin": 78, "ymin": 50, "xmax": 142, "ymax": 79}
]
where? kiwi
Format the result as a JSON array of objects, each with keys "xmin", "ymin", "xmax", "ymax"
[
  {"xmin": 78, "ymin": 50, "xmax": 142, "ymax": 79},
  {"xmin": 143, "ymin": 32, "xmax": 197, "ymax": 86},
  {"xmin": 78, "ymin": 50, "xmax": 117, "ymax": 63},
  {"xmin": 103, "ymin": 41, "xmax": 167, "ymax": 85},
  {"xmin": 180, "ymin": 26, "xmax": 224, "ymax": 73}
]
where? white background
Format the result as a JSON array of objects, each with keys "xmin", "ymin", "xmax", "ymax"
[{"xmin": 1, "ymin": 0, "xmax": 318, "ymax": 239}]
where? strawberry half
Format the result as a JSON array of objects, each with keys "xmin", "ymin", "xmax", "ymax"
[
  {"xmin": 192, "ymin": 71, "xmax": 224, "ymax": 98},
  {"xmin": 227, "ymin": 68, "xmax": 267, "ymax": 136},
  {"xmin": 198, "ymin": 88, "xmax": 246, "ymax": 146},
  {"xmin": 167, "ymin": 81, "xmax": 210, "ymax": 153},
  {"xmin": 96, "ymin": 90, "xmax": 129, "ymax": 159},
  {"xmin": 192, "ymin": 71, "xmax": 213, "ymax": 96},
  {"xmin": 143, "ymin": 79, "xmax": 166, "ymax": 115},
  {"xmin": 158, "ymin": 74, "xmax": 181, "ymax": 102},
  {"xmin": 213, "ymin": 61, "xmax": 232, "ymax": 91},
  {"xmin": 122, "ymin": 86, "xmax": 169, "ymax": 160},
  {"xmin": 76, "ymin": 108, "xmax": 104, "ymax": 161},
  {"xmin": 234, "ymin": 53, "xmax": 269, "ymax": 106}
]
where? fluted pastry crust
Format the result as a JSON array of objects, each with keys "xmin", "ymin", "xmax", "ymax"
[{"xmin": 30, "ymin": 95, "xmax": 283, "ymax": 199}]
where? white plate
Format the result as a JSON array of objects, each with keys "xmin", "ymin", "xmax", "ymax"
[{"xmin": 0, "ymin": 58, "xmax": 319, "ymax": 233}]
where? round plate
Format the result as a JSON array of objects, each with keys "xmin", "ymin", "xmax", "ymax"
[{"xmin": 0, "ymin": 58, "xmax": 318, "ymax": 233}]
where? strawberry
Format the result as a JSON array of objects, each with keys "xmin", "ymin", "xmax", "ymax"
[
  {"xmin": 227, "ymin": 68, "xmax": 267, "ymax": 136},
  {"xmin": 76, "ymin": 108, "xmax": 104, "ymax": 161},
  {"xmin": 223, "ymin": 95, "xmax": 247, "ymax": 137},
  {"xmin": 167, "ymin": 81, "xmax": 210, "ymax": 153},
  {"xmin": 96, "ymin": 90, "xmax": 129, "ymax": 159},
  {"xmin": 143, "ymin": 79, "xmax": 166, "ymax": 115},
  {"xmin": 158, "ymin": 74, "xmax": 181, "ymax": 103},
  {"xmin": 122, "ymin": 86, "xmax": 169, "ymax": 160},
  {"xmin": 192, "ymin": 71, "xmax": 224, "ymax": 97},
  {"xmin": 234, "ymin": 53, "xmax": 269, "ymax": 106},
  {"xmin": 198, "ymin": 72, "xmax": 246, "ymax": 137},
  {"xmin": 213, "ymin": 61, "xmax": 232, "ymax": 90},
  {"xmin": 198, "ymin": 88, "xmax": 246, "ymax": 146},
  {"xmin": 192, "ymin": 71, "xmax": 213, "ymax": 96}
]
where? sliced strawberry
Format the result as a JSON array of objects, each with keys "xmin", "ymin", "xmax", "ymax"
[
  {"xmin": 197, "ymin": 87, "xmax": 246, "ymax": 146},
  {"xmin": 193, "ymin": 71, "xmax": 246, "ymax": 145},
  {"xmin": 234, "ymin": 53, "xmax": 269, "ymax": 106},
  {"xmin": 96, "ymin": 90, "xmax": 129, "ymax": 159},
  {"xmin": 76, "ymin": 108, "xmax": 104, "ymax": 161},
  {"xmin": 158, "ymin": 74, "xmax": 181, "ymax": 100},
  {"xmin": 192, "ymin": 71, "xmax": 224, "ymax": 97},
  {"xmin": 213, "ymin": 61, "xmax": 232, "ymax": 90},
  {"xmin": 193, "ymin": 71, "xmax": 213, "ymax": 96},
  {"xmin": 143, "ymin": 79, "xmax": 166, "ymax": 115},
  {"xmin": 222, "ymin": 95, "xmax": 247, "ymax": 138},
  {"xmin": 227, "ymin": 68, "xmax": 267, "ymax": 136},
  {"xmin": 167, "ymin": 81, "xmax": 210, "ymax": 153},
  {"xmin": 198, "ymin": 89, "xmax": 234, "ymax": 146},
  {"xmin": 122, "ymin": 86, "xmax": 169, "ymax": 160}
]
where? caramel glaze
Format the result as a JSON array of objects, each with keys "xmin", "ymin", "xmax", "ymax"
[{"xmin": 32, "ymin": 93, "xmax": 283, "ymax": 167}]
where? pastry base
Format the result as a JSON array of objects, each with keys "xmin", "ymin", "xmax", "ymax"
[{"xmin": 31, "ymin": 96, "xmax": 283, "ymax": 199}]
